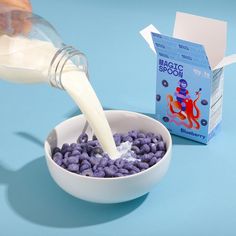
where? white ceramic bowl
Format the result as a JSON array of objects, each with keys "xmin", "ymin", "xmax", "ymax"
[{"xmin": 44, "ymin": 110, "xmax": 172, "ymax": 203}]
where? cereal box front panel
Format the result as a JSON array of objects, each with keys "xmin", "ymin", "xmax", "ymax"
[{"xmin": 152, "ymin": 33, "xmax": 212, "ymax": 143}]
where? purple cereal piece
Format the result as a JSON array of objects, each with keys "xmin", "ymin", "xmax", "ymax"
[
  {"xmin": 131, "ymin": 165, "xmax": 140, "ymax": 173},
  {"xmin": 140, "ymin": 138, "xmax": 151, "ymax": 145},
  {"xmin": 136, "ymin": 162, "xmax": 149, "ymax": 169},
  {"xmin": 87, "ymin": 140, "xmax": 99, "ymax": 146},
  {"xmin": 107, "ymin": 159, "xmax": 114, "ymax": 166},
  {"xmin": 113, "ymin": 134, "xmax": 121, "ymax": 146},
  {"xmin": 133, "ymin": 160, "xmax": 140, "ymax": 166},
  {"xmin": 63, "ymin": 156, "xmax": 69, "ymax": 166},
  {"xmin": 70, "ymin": 143, "xmax": 77, "ymax": 148},
  {"xmin": 118, "ymin": 168, "xmax": 129, "ymax": 174},
  {"xmin": 131, "ymin": 145, "xmax": 140, "ymax": 154},
  {"xmin": 97, "ymin": 166, "xmax": 104, "ymax": 171},
  {"xmin": 66, "ymin": 146, "xmax": 73, "ymax": 152},
  {"xmin": 138, "ymin": 138, "xmax": 145, "ymax": 145},
  {"xmin": 64, "ymin": 151, "xmax": 71, "ymax": 158},
  {"xmin": 109, "ymin": 165, "xmax": 118, "ymax": 173},
  {"xmin": 61, "ymin": 148, "xmax": 68, "ymax": 155},
  {"xmin": 123, "ymin": 162, "xmax": 134, "ymax": 171},
  {"xmin": 140, "ymin": 154, "xmax": 151, "ymax": 162},
  {"xmin": 148, "ymin": 153, "xmax": 154, "ymax": 158},
  {"xmin": 81, "ymin": 168, "xmax": 94, "ymax": 177},
  {"xmin": 92, "ymin": 147, "xmax": 103, "ymax": 155},
  {"xmin": 52, "ymin": 147, "xmax": 61, "ymax": 155},
  {"xmin": 140, "ymin": 144, "xmax": 151, "ymax": 154},
  {"xmin": 102, "ymin": 153, "xmax": 110, "ymax": 158},
  {"xmin": 131, "ymin": 150, "xmax": 137, "ymax": 159},
  {"xmin": 80, "ymin": 152, "xmax": 89, "ymax": 161},
  {"xmin": 150, "ymin": 143, "xmax": 157, "ymax": 153},
  {"xmin": 128, "ymin": 130, "xmax": 138, "ymax": 139},
  {"xmin": 71, "ymin": 149, "xmax": 81, "ymax": 156},
  {"xmin": 151, "ymin": 138, "xmax": 158, "ymax": 144},
  {"xmin": 99, "ymin": 157, "xmax": 109, "ymax": 167},
  {"xmin": 62, "ymin": 143, "xmax": 69, "ymax": 150},
  {"xmin": 89, "ymin": 156, "xmax": 100, "ymax": 166},
  {"xmin": 92, "ymin": 163, "xmax": 99, "ymax": 171},
  {"xmin": 122, "ymin": 135, "xmax": 133, "ymax": 142},
  {"xmin": 157, "ymin": 141, "xmax": 166, "ymax": 151},
  {"xmin": 53, "ymin": 155, "xmax": 63, "ymax": 166},
  {"xmin": 67, "ymin": 163, "xmax": 79, "ymax": 172},
  {"xmin": 80, "ymin": 163, "xmax": 91, "ymax": 172},
  {"xmin": 114, "ymin": 172, "xmax": 124, "ymax": 177},
  {"xmin": 93, "ymin": 170, "xmax": 105, "ymax": 178},
  {"xmin": 79, "ymin": 143, "xmax": 87, "ymax": 152},
  {"xmin": 53, "ymin": 151, "xmax": 63, "ymax": 158},
  {"xmin": 68, "ymin": 155, "xmax": 79, "ymax": 164},
  {"xmin": 75, "ymin": 144, "xmax": 83, "ymax": 152},
  {"xmin": 78, "ymin": 133, "xmax": 88, "ymax": 143},
  {"xmin": 149, "ymin": 156, "xmax": 158, "ymax": 166},
  {"xmin": 137, "ymin": 132, "xmax": 146, "ymax": 138},
  {"xmin": 133, "ymin": 139, "xmax": 141, "ymax": 147},
  {"xmin": 104, "ymin": 166, "xmax": 115, "ymax": 177},
  {"xmin": 155, "ymin": 134, "xmax": 163, "ymax": 141},
  {"xmin": 155, "ymin": 150, "xmax": 165, "ymax": 158},
  {"xmin": 86, "ymin": 145, "xmax": 94, "ymax": 154},
  {"xmin": 114, "ymin": 158, "xmax": 125, "ymax": 168},
  {"xmin": 146, "ymin": 132, "xmax": 155, "ymax": 138},
  {"xmin": 146, "ymin": 137, "xmax": 152, "ymax": 143},
  {"xmin": 129, "ymin": 170, "xmax": 137, "ymax": 175},
  {"xmin": 81, "ymin": 159, "xmax": 91, "ymax": 167}
]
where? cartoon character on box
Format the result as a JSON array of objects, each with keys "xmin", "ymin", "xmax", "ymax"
[{"xmin": 167, "ymin": 79, "xmax": 201, "ymax": 129}]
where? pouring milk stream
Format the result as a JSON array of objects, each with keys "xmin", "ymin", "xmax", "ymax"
[{"xmin": 0, "ymin": 8, "xmax": 120, "ymax": 159}]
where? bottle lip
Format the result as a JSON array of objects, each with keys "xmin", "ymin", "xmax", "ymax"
[{"xmin": 48, "ymin": 45, "xmax": 88, "ymax": 90}]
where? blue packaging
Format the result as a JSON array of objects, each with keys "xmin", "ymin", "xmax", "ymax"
[{"xmin": 140, "ymin": 12, "xmax": 236, "ymax": 143}]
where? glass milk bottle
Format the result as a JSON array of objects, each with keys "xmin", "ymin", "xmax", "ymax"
[{"xmin": 0, "ymin": 4, "xmax": 88, "ymax": 88}]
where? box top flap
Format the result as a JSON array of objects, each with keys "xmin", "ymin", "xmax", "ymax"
[
  {"xmin": 151, "ymin": 32, "xmax": 210, "ymax": 69},
  {"xmin": 214, "ymin": 54, "xmax": 236, "ymax": 70},
  {"xmin": 140, "ymin": 24, "xmax": 160, "ymax": 53},
  {"xmin": 173, "ymin": 12, "xmax": 227, "ymax": 69}
]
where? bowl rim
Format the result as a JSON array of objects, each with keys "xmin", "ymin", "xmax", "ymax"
[{"xmin": 44, "ymin": 110, "xmax": 172, "ymax": 181}]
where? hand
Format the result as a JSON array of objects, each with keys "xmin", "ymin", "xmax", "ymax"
[{"xmin": 0, "ymin": 0, "xmax": 32, "ymax": 35}]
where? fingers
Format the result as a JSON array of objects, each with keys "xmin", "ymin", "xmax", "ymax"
[
  {"xmin": 0, "ymin": 0, "xmax": 32, "ymax": 36},
  {"xmin": 11, "ymin": 10, "xmax": 31, "ymax": 35},
  {"xmin": 0, "ymin": 0, "xmax": 32, "ymax": 12}
]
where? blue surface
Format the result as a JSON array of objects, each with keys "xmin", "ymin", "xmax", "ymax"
[{"xmin": 1, "ymin": 0, "xmax": 236, "ymax": 235}]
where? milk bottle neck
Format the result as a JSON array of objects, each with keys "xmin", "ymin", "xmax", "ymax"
[{"xmin": 48, "ymin": 45, "xmax": 88, "ymax": 90}]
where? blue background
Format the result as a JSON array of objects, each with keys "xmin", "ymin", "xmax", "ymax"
[{"xmin": 1, "ymin": 0, "xmax": 236, "ymax": 235}]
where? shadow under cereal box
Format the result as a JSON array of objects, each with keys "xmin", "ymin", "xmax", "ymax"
[{"xmin": 140, "ymin": 12, "xmax": 236, "ymax": 144}]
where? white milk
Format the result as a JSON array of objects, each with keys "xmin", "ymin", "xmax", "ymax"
[
  {"xmin": 0, "ymin": 35, "xmax": 119, "ymax": 158},
  {"xmin": 61, "ymin": 70, "xmax": 119, "ymax": 158},
  {"xmin": 0, "ymin": 35, "xmax": 55, "ymax": 83}
]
